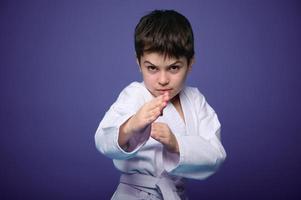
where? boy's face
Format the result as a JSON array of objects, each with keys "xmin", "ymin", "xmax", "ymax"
[{"xmin": 138, "ymin": 52, "xmax": 193, "ymax": 99}]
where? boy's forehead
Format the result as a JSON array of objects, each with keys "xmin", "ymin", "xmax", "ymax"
[{"xmin": 140, "ymin": 52, "xmax": 186, "ymax": 65}]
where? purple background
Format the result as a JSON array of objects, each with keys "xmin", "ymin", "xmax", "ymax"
[{"xmin": 1, "ymin": 0, "xmax": 301, "ymax": 199}]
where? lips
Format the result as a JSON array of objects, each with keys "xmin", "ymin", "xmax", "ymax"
[
  {"xmin": 157, "ymin": 89, "xmax": 172, "ymax": 92},
  {"xmin": 157, "ymin": 89, "xmax": 172, "ymax": 94}
]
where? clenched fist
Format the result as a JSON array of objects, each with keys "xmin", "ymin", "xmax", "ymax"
[{"xmin": 151, "ymin": 122, "xmax": 179, "ymax": 154}]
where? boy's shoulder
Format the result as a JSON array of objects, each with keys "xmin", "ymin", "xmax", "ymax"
[
  {"xmin": 182, "ymin": 86, "xmax": 213, "ymax": 111},
  {"xmin": 121, "ymin": 81, "xmax": 147, "ymax": 94},
  {"xmin": 182, "ymin": 85, "xmax": 205, "ymax": 100},
  {"xmin": 126, "ymin": 81, "xmax": 144, "ymax": 89},
  {"xmin": 117, "ymin": 81, "xmax": 151, "ymax": 102}
]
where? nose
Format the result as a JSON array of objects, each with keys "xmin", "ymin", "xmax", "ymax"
[{"xmin": 158, "ymin": 71, "xmax": 169, "ymax": 86}]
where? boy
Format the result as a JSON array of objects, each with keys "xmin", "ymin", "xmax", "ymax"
[{"xmin": 95, "ymin": 10, "xmax": 226, "ymax": 200}]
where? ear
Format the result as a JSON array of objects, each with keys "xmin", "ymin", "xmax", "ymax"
[{"xmin": 188, "ymin": 57, "xmax": 195, "ymax": 72}]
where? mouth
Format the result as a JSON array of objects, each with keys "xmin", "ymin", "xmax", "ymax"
[{"xmin": 156, "ymin": 89, "xmax": 172, "ymax": 94}]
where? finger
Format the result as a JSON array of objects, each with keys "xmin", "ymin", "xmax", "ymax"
[
  {"xmin": 157, "ymin": 136, "xmax": 169, "ymax": 145},
  {"xmin": 151, "ymin": 123, "xmax": 159, "ymax": 133},
  {"xmin": 152, "ymin": 122, "xmax": 167, "ymax": 130},
  {"xmin": 151, "ymin": 129, "xmax": 167, "ymax": 141},
  {"xmin": 153, "ymin": 122, "xmax": 169, "ymax": 133},
  {"xmin": 154, "ymin": 122, "xmax": 165, "ymax": 126},
  {"xmin": 150, "ymin": 104, "xmax": 166, "ymax": 119},
  {"xmin": 151, "ymin": 133, "xmax": 168, "ymax": 145},
  {"xmin": 148, "ymin": 107, "xmax": 162, "ymax": 120},
  {"xmin": 149, "ymin": 95, "xmax": 165, "ymax": 109},
  {"xmin": 151, "ymin": 123, "xmax": 162, "ymax": 135},
  {"xmin": 151, "ymin": 122, "xmax": 164, "ymax": 130},
  {"xmin": 160, "ymin": 92, "xmax": 170, "ymax": 109},
  {"xmin": 163, "ymin": 91, "xmax": 170, "ymax": 102},
  {"xmin": 147, "ymin": 113, "xmax": 159, "ymax": 124},
  {"xmin": 150, "ymin": 128, "xmax": 159, "ymax": 141},
  {"xmin": 156, "ymin": 101, "xmax": 167, "ymax": 117}
]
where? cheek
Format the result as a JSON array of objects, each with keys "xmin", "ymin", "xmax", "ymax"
[
  {"xmin": 143, "ymin": 74, "xmax": 157, "ymax": 89},
  {"xmin": 172, "ymin": 73, "xmax": 187, "ymax": 85},
  {"xmin": 144, "ymin": 74, "xmax": 156, "ymax": 83}
]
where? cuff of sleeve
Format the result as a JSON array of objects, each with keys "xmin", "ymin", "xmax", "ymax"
[
  {"xmin": 115, "ymin": 113, "xmax": 150, "ymax": 156},
  {"xmin": 127, "ymin": 125, "xmax": 151, "ymax": 152},
  {"xmin": 162, "ymin": 135, "xmax": 185, "ymax": 172}
]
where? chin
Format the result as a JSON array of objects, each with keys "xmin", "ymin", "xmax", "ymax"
[
  {"xmin": 148, "ymin": 90, "xmax": 158, "ymax": 97},
  {"xmin": 170, "ymin": 93, "xmax": 178, "ymax": 100}
]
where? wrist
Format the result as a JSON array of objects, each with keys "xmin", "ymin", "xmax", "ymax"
[
  {"xmin": 166, "ymin": 139, "xmax": 179, "ymax": 154},
  {"xmin": 126, "ymin": 115, "xmax": 136, "ymax": 134},
  {"xmin": 119, "ymin": 116, "xmax": 135, "ymax": 143}
]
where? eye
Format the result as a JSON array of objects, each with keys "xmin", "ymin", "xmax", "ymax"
[
  {"xmin": 168, "ymin": 65, "xmax": 181, "ymax": 73},
  {"xmin": 147, "ymin": 66, "xmax": 158, "ymax": 72}
]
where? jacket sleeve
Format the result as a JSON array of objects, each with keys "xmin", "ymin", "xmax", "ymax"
[
  {"xmin": 163, "ymin": 88, "xmax": 227, "ymax": 180},
  {"xmin": 94, "ymin": 83, "xmax": 151, "ymax": 160}
]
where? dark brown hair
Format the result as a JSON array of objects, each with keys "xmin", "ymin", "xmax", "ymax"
[{"xmin": 135, "ymin": 10, "xmax": 194, "ymax": 64}]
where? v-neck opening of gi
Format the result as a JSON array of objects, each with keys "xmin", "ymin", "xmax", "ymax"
[
  {"xmin": 140, "ymin": 81, "xmax": 187, "ymax": 129},
  {"xmin": 169, "ymin": 92, "xmax": 186, "ymax": 127}
]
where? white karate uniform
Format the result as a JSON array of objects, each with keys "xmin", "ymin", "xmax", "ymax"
[{"xmin": 95, "ymin": 82, "xmax": 226, "ymax": 200}]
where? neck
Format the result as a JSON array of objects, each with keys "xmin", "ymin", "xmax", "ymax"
[{"xmin": 170, "ymin": 94, "xmax": 180, "ymax": 105}]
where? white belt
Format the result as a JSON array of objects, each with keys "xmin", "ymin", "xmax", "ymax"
[{"xmin": 120, "ymin": 173, "xmax": 181, "ymax": 200}]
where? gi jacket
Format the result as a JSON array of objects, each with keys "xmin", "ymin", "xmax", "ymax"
[{"xmin": 95, "ymin": 82, "xmax": 226, "ymax": 181}]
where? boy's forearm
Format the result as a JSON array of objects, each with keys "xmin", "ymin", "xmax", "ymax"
[{"xmin": 118, "ymin": 115, "xmax": 140, "ymax": 150}]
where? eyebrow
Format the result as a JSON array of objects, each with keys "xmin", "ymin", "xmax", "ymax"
[{"xmin": 143, "ymin": 60, "xmax": 183, "ymax": 67}]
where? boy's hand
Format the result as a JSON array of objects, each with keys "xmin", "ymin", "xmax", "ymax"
[
  {"xmin": 118, "ymin": 92, "xmax": 169, "ymax": 149},
  {"xmin": 151, "ymin": 122, "xmax": 179, "ymax": 154},
  {"xmin": 121, "ymin": 92, "xmax": 169, "ymax": 135},
  {"xmin": 128, "ymin": 92, "xmax": 169, "ymax": 133}
]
